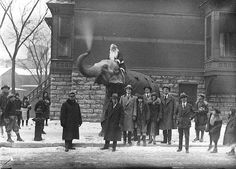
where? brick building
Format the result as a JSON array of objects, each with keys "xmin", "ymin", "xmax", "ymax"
[{"xmin": 47, "ymin": 0, "xmax": 236, "ymax": 121}]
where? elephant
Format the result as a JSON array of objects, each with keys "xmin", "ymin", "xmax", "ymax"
[{"xmin": 76, "ymin": 51, "xmax": 160, "ymax": 135}]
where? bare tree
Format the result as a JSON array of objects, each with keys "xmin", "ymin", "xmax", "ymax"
[
  {"xmin": 17, "ymin": 24, "xmax": 51, "ymax": 85},
  {"xmin": 0, "ymin": 0, "xmax": 48, "ymax": 93},
  {"xmin": 0, "ymin": 0, "xmax": 12, "ymax": 30}
]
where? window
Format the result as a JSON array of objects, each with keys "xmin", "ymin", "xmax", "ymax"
[
  {"xmin": 220, "ymin": 33, "xmax": 236, "ymax": 57},
  {"xmin": 206, "ymin": 15, "xmax": 211, "ymax": 60},
  {"xmin": 58, "ymin": 16, "xmax": 71, "ymax": 57}
]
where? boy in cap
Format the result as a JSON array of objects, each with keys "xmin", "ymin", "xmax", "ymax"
[
  {"xmin": 175, "ymin": 92, "xmax": 194, "ymax": 153},
  {"xmin": 119, "ymin": 85, "xmax": 137, "ymax": 145},
  {"xmin": 101, "ymin": 93, "xmax": 123, "ymax": 152},
  {"xmin": 136, "ymin": 95, "xmax": 150, "ymax": 146},
  {"xmin": 193, "ymin": 94, "xmax": 208, "ymax": 142},
  {"xmin": 0, "ymin": 85, "xmax": 10, "ymax": 138},
  {"xmin": 4, "ymin": 94, "xmax": 24, "ymax": 142}
]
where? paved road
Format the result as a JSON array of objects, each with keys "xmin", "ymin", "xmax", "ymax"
[{"xmin": 1, "ymin": 145, "xmax": 236, "ymax": 169}]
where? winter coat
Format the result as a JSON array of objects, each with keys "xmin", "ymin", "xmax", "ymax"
[
  {"xmin": 43, "ymin": 96, "xmax": 51, "ymax": 119},
  {"xmin": 175, "ymin": 103, "xmax": 194, "ymax": 129},
  {"xmin": 34, "ymin": 99, "xmax": 47, "ymax": 113},
  {"xmin": 194, "ymin": 101, "xmax": 208, "ymax": 130},
  {"xmin": 103, "ymin": 101, "xmax": 123, "ymax": 141},
  {"xmin": 223, "ymin": 114, "xmax": 236, "ymax": 146},
  {"xmin": 119, "ymin": 94, "xmax": 137, "ymax": 131},
  {"xmin": 207, "ymin": 113, "xmax": 222, "ymax": 142},
  {"xmin": 21, "ymin": 100, "xmax": 31, "ymax": 120},
  {"xmin": 5, "ymin": 100, "xmax": 17, "ymax": 117},
  {"xmin": 60, "ymin": 99, "xmax": 82, "ymax": 140},
  {"xmin": 149, "ymin": 100, "xmax": 162, "ymax": 135},
  {"xmin": 0, "ymin": 93, "xmax": 8, "ymax": 126},
  {"xmin": 135, "ymin": 101, "xmax": 150, "ymax": 133},
  {"xmin": 159, "ymin": 94, "xmax": 176, "ymax": 130}
]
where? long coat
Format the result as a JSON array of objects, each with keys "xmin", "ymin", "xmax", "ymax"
[
  {"xmin": 135, "ymin": 101, "xmax": 150, "ymax": 133},
  {"xmin": 175, "ymin": 103, "xmax": 194, "ymax": 129},
  {"xmin": 159, "ymin": 95, "xmax": 176, "ymax": 130},
  {"xmin": 119, "ymin": 95, "xmax": 137, "ymax": 131},
  {"xmin": 60, "ymin": 99, "xmax": 82, "ymax": 140},
  {"xmin": 223, "ymin": 115, "xmax": 236, "ymax": 146},
  {"xmin": 207, "ymin": 113, "xmax": 222, "ymax": 142},
  {"xmin": 194, "ymin": 101, "xmax": 208, "ymax": 130},
  {"xmin": 104, "ymin": 101, "xmax": 123, "ymax": 141},
  {"xmin": 149, "ymin": 100, "xmax": 161, "ymax": 135},
  {"xmin": 0, "ymin": 93, "xmax": 8, "ymax": 126}
]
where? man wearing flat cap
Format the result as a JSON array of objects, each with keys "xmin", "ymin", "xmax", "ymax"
[
  {"xmin": 0, "ymin": 85, "xmax": 10, "ymax": 137},
  {"xmin": 193, "ymin": 93, "xmax": 208, "ymax": 142},
  {"xmin": 119, "ymin": 84, "xmax": 137, "ymax": 145},
  {"xmin": 159, "ymin": 85, "xmax": 176, "ymax": 145},
  {"xmin": 101, "ymin": 93, "xmax": 124, "ymax": 152},
  {"xmin": 175, "ymin": 92, "xmax": 195, "ymax": 153},
  {"xmin": 4, "ymin": 94, "xmax": 24, "ymax": 142},
  {"xmin": 60, "ymin": 91, "xmax": 82, "ymax": 152}
]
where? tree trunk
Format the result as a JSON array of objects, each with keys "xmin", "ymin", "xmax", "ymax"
[{"xmin": 11, "ymin": 59, "xmax": 16, "ymax": 94}]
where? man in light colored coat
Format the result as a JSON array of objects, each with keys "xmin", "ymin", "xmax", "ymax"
[
  {"xmin": 119, "ymin": 84, "xmax": 137, "ymax": 145},
  {"xmin": 159, "ymin": 85, "xmax": 176, "ymax": 145}
]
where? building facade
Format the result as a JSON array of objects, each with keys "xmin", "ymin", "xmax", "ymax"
[{"xmin": 47, "ymin": 0, "xmax": 236, "ymax": 121}]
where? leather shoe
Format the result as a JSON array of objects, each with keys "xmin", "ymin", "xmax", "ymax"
[
  {"xmin": 177, "ymin": 149, "xmax": 182, "ymax": 152},
  {"xmin": 65, "ymin": 148, "xmax": 69, "ymax": 152},
  {"xmin": 186, "ymin": 150, "xmax": 189, "ymax": 153},
  {"xmin": 161, "ymin": 141, "xmax": 167, "ymax": 144},
  {"xmin": 69, "ymin": 147, "xmax": 75, "ymax": 150},
  {"xmin": 100, "ymin": 147, "xmax": 109, "ymax": 150}
]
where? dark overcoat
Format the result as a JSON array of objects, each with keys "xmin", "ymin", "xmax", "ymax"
[
  {"xmin": 119, "ymin": 95, "xmax": 137, "ymax": 131},
  {"xmin": 0, "ymin": 93, "xmax": 8, "ymax": 126},
  {"xmin": 104, "ymin": 101, "xmax": 123, "ymax": 141},
  {"xmin": 175, "ymin": 103, "xmax": 194, "ymax": 129},
  {"xmin": 159, "ymin": 95, "xmax": 176, "ymax": 130},
  {"xmin": 194, "ymin": 101, "xmax": 208, "ymax": 130},
  {"xmin": 43, "ymin": 97, "xmax": 51, "ymax": 119},
  {"xmin": 136, "ymin": 101, "xmax": 150, "ymax": 133},
  {"xmin": 60, "ymin": 99, "xmax": 82, "ymax": 140},
  {"xmin": 223, "ymin": 115, "xmax": 236, "ymax": 146}
]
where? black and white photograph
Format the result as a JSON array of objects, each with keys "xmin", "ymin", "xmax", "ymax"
[{"xmin": 0, "ymin": 0, "xmax": 236, "ymax": 169}]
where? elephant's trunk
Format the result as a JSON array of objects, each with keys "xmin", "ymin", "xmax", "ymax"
[{"xmin": 76, "ymin": 51, "xmax": 100, "ymax": 77}]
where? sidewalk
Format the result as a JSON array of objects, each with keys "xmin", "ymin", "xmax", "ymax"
[{"xmin": 0, "ymin": 119, "xmax": 227, "ymax": 148}]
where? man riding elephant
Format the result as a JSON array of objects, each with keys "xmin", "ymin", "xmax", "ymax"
[{"xmin": 76, "ymin": 49, "xmax": 160, "ymax": 135}]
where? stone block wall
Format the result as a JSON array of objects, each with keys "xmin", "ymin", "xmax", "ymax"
[
  {"xmin": 50, "ymin": 73, "xmax": 72, "ymax": 120},
  {"xmin": 208, "ymin": 94, "xmax": 236, "ymax": 121},
  {"xmin": 50, "ymin": 71, "xmax": 235, "ymax": 122},
  {"xmin": 71, "ymin": 71, "xmax": 106, "ymax": 122}
]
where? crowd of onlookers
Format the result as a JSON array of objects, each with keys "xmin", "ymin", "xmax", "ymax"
[
  {"xmin": 0, "ymin": 83, "xmax": 235, "ymax": 156},
  {"xmin": 0, "ymin": 85, "xmax": 50, "ymax": 143}
]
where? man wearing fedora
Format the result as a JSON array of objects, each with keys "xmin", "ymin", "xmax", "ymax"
[
  {"xmin": 193, "ymin": 94, "xmax": 208, "ymax": 142},
  {"xmin": 60, "ymin": 91, "xmax": 82, "ymax": 152},
  {"xmin": 0, "ymin": 85, "xmax": 10, "ymax": 138},
  {"xmin": 175, "ymin": 92, "xmax": 195, "ymax": 153},
  {"xmin": 101, "ymin": 93, "xmax": 124, "ymax": 152},
  {"xmin": 119, "ymin": 84, "xmax": 137, "ymax": 146},
  {"xmin": 159, "ymin": 85, "xmax": 176, "ymax": 145}
]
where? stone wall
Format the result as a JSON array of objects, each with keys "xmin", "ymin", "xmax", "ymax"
[
  {"xmin": 50, "ymin": 73, "xmax": 72, "ymax": 120},
  {"xmin": 208, "ymin": 94, "xmax": 236, "ymax": 121},
  {"xmin": 71, "ymin": 71, "xmax": 106, "ymax": 122},
  {"xmin": 50, "ymin": 71, "xmax": 235, "ymax": 122}
]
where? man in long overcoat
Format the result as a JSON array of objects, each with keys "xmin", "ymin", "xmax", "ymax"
[
  {"xmin": 159, "ymin": 85, "xmax": 176, "ymax": 145},
  {"xmin": 101, "ymin": 93, "xmax": 123, "ymax": 152},
  {"xmin": 60, "ymin": 91, "xmax": 82, "ymax": 152},
  {"xmin": 175, "ymin": 92, "xmax": 194, "ymax": 153},
  {"xmin": 223, "ymin": 108, "xmax": 236, "ymax": 156},
  {"xmin": 119, "ymin": 84, "xmax": 137, "ymax": 145},
  {"xmin": 0, "ymin": 85, "xmax": 10, "ymax": 137}
]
